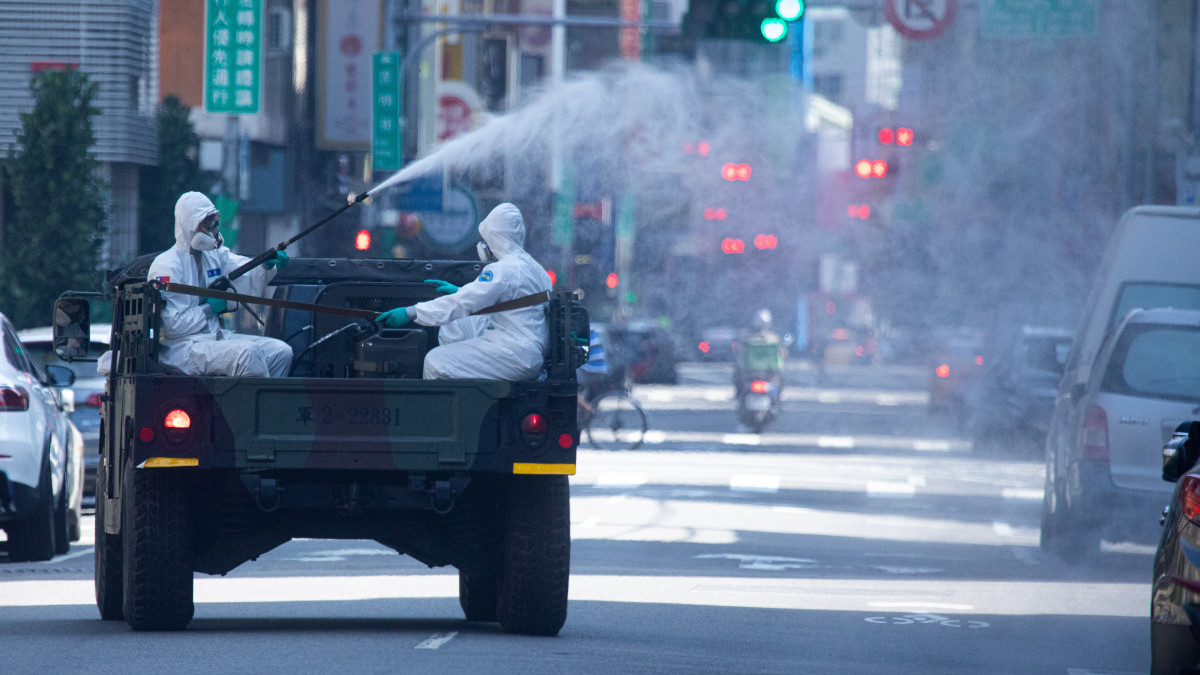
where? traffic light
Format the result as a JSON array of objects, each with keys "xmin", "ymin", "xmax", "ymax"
[
  {"xmin": 753, "ymin": 234, "xmax": 778, "ymax": 249},
  {"xmin": 704, "ymin": 0, "xmax": 803, "ymax": 42},
  {"xmin": 605, "ymin": 272, "xmax": 619, "ymax": 289},
  {"xmin": 847, "ymin": 204, "xmax": 870, "ymax": 219},
  {"xmin": 878, "ymin": 127, "xmax": 914, "ymax": 146},
  {"xmin": 721, "ymin": 163, "xmax": 752, "ymax": 181},
  {"xmin": 721, "ymin": 237, "xmax": 746, "ymax": 254},
  {"xmin": 703, "ymin": 207, "xmax": 728, "ymax": 220},
  {"xmin": 854, "ymin": 159, "xmax": 888, "ymax": 179},
  {"xmin": 354, "ymin": 229, "xmax": 372, "ymax": 251}
]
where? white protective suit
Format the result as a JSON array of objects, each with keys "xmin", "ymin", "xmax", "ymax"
[
  {"xmin": 410, "ymin": 204, "xmax": 551, "ymax": 380},
  {"xmin": 146, "ymin": 192, "xmax": 293, "ymax": 377}
]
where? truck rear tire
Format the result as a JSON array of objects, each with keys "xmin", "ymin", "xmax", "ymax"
[
  {"xmin": 121, "ymin": 466, "xmax": 194, "ymax": 631},
  {"xmin": 94, "ymin": 469, "xmax": 123, "ymax": 621},
  {"xmin": 459, "ymin": 571, "xmax": 499, "ymax": 622},
  {"xmin": 7, "ymin": 461, "xmax": 58, "ymax": 562},
  {"xmin": 496, "ymin": 475, "xmax": 570, "ymax": 636}
]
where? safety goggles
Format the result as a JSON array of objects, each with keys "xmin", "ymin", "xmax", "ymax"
[{"xmin": 198, "ymin": 212, "xmax": 220, "ymax": 233}]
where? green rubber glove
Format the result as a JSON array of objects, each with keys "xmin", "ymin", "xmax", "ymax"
[
  {"xmin": 424, "ymin": 278, "xmax": 458, "ymax": 294},
  {"xmin": 264, "ymin": 250, "xmax": 289, "ymax": 269},
  {"xmin": 376, "ymin": 306, "xmax": 411, "ymax": 328},
  {"xmin": 206, "ymin": 297, "xmax": 228, "ymax": 316}
]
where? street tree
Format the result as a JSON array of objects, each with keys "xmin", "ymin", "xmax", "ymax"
[
  {"xmin": 0, "ymin": 69, "xmax": 106, "ymax": 329},
  {"xmin": 139, "ymin": 95, "xmax": 208, "ymax": 255}
]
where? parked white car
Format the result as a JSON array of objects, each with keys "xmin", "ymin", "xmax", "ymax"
[
  {"xmin": 0, "ymin": 311, "xmax": 82, "ymax": 561},
  {"xmin": 1042, "ymin": 307, "xmax": 1200, "ymax": 560}
]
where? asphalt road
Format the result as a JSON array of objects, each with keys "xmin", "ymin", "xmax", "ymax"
[{"xmin": 0, "ymin": 361, "xmax": 1153, "ymax": 674}]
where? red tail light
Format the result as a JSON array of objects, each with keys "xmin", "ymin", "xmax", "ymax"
[
  {"xmin": 698, "ymin": 341, "xmax": 710, "ymax": 354},
  {"xmin": 1081, "ymin": 404, "xmax": 1109, "ymax": 461},
  {"xmin": 84, "ymin": 393, "xmax": 103, "ymax": 407},
  {"xmin": 0, "ymin": 386, "xmax": 29, "ymax": 411},
  {"xmin": 750, "ymin": 380, "xmax": 769, "ymax": 393},
  {"xmin": 935, "ymin": 364, "xmax": 950, "ymax": 378},
  {"xmin": 1181, "ymin": 475, "xmax": 1200, "ymax": 524},
  {"xmin": 558, "ymin": 433, "xmax": 574, "ymax": 449},
  {"xmin": 521, "ymin": 413, "xmax": 548, "ymax": 435},
  {"xmin": 164, "ymin": 409, "xmax": 191, "ymax": 429}
]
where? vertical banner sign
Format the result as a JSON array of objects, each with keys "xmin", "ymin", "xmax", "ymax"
[
  {"xmin": 372, "ymin": 52, "xmax": 402, "ymax": 171},
  {"xmin": 318, "ymin": 0, "xmax": 380, "ymax": 149},
  {"xmin": 205, "ymin": 0, "xmax": 262, "ymax": 114},
  {"xmin": 618, "ymin": 0, "xmax": 641, "ymax": 60}
]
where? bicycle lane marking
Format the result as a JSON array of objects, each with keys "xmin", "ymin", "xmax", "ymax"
[{"xmin": 864, "ymin": 612, "xmax": 989, "ymax": 628}]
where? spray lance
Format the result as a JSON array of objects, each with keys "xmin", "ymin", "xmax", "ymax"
[{"xmin": 208, "ymin": 190, "xmax": 374, "ymax": 292}]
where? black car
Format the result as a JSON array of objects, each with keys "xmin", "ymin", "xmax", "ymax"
[
  {"xmin": 1152, "ymin": 421, "xmax": 1200, "ymax": 675},
  {"xmin": 968, "ymin": 326, "xmax": 1073, "ymax": 456}
]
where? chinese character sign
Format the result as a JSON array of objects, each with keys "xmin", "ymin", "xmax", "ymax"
[
  {"xmin": 318, "ymin": 0, "xmax": 380, "ymax": 149},
  {"xmin": 372, "ymin": 52, "xmax": 402, "ymax": 171},
  {"xmin": 205, "ymin": 0, "xmax": 261, "ymax": 114}
]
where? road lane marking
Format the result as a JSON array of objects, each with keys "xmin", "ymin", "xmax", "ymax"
[
  {"xmin": 694, "ymin": 553, "xmax": 817, "ymax": 570},
  {"xmin": 415, "ymin": 632, "xmax": 458, "ymax": 649},
  {"xmin": 868, "ymin": 602, "xmax": 974, "ymax": 610},
  {"xmin": 1001, "ymin": 488, "xmax": 1044, "ymax": 500},
  {"xmin": 912, "ymin": 440, "xmax": 953, "ymax": 452},
  {"xmin": 729, "ymin": 474, "xmax": 780, "ymax": 493},
  {"xmin": 722, "ymin": 433, "xmax": 762, "ymax": 445},
  {"xmin": 818, "ymin": 436, "xmax": 856, "ymax": 448},
  {"xmin": 867, "ymin": 481, "xmax": 915, "ymax": 497}
]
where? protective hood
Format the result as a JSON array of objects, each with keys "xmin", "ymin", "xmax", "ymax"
[
  {"xmin": 478, "ymin": 203, "xmax": 525, "ymax": 260},
  {"xmin": 174, "ymin": 192, "xmax": 220, "ymax": 252}
]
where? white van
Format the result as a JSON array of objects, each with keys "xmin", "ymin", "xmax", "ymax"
[
  {"xmin": 1059, "ymin": 205, "xmax": 1200, "ymax": 390},
  {"xmin": 1041, "ymin": 205, "xmax": 1200, "ymax": 558}
]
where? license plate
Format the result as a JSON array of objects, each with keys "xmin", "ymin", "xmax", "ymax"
[{"xmin": 746, "ymin": 394, "xmax": 772, "ymax": 411}]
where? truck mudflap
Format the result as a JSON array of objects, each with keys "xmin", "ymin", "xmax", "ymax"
[{"xmin": 122, "ymin": 375, "xmax": 578, "ymax": 474}]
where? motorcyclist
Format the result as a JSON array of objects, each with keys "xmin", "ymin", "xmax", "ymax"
[
  {"xmin": 375, "ymin": 203, "xmax": 551, "ymax": 380},
  {"xmin": 146, "ymin": 192, "xmax": 292, "ymax": 377},
  {"xmin": 732, "ymin": 308, "xmax": 786, "ymax": 397}
]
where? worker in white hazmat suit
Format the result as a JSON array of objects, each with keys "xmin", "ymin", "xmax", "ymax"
[
  {"xmin": 145, "ymin": 192, "xmax": 293, "ymax": 377},
  {"xmin": 376, "ymin": 203, "xmax": 551, "ymax": 380}
]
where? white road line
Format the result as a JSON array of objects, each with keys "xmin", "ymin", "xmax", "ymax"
[
  {"xmin": 912, "ymin": 440, "xmax": 954, "ymax": 452},
  {"xmin": 867, "ymin": 481, "xmax": 915, "ymax": 498},
  {"xmin": 868, "ymin": 602, "xmax": 974, "ymax": 610},
  {"xmin": 722, "ymin": 433, "xmax": 762, "ymax": 445},
  {"xmin": 817, "ymin": 436, "xmax": 855, "ymax": 448},
  {"xmin": 415, "ymin": 631, "xmax": 458, "ymax": 650},
  {"xmin": 594, "ymin": 472, "xmax": 648, "ymax": 488},
  {"xmin": 729, "ymin": 474, "xmax": 781, "ymax": 493},
  {"xmin": 1002, "ymin": 488, "xmax": 1044, "ymax": 500}
]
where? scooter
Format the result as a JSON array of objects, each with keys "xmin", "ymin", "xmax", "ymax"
[{"xmin": 736, "ymin": 375, "xmax": 780, "ymax": 433}]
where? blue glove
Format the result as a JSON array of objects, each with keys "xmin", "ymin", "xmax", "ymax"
[
  {"xmin": 424, "ymin": 278, "xmax": 458, "ymax": 294},
  {"xmin": 205, "ymin": 297, "xmax": 228, "ymax": 316},
  {"xmin": 376, "ymin": 306, "xmax": 411, "ymax": 328},
  {"xmin": 264, "ymin": 250, "xmax": 289, "ymax": 269}
]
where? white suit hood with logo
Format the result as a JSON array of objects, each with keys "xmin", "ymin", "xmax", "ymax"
[
  {"xmin": 145, "ymin": 192, "xmax": 292, "ymax": 377},
  {"xmin": 410, "ymin": 203, "xmax": 551, "ymax": 380}
]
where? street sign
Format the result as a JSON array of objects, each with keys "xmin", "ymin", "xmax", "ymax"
[
  {"xmin": 884, "ymin": 0, "xmax": 956, "ymax": 41},
  {"xmin": 980, "ymin": 0, "xmax": 1097, "ymax": 39},
  {"xmin": 393, "ymin": 171, "xmax": 444, "ymax": 212},
  {"xmin": 552, "ymin": 164, "xmax": 576, "ymax": 248},
  {"xmin": 372, "ymin": 52, "xmax": 402, "ymax": 172},
  {"xmin": 204, "ymin": 0, "xmax": 262, "ymax": 114}
]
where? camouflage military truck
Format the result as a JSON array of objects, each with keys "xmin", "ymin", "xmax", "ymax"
[{"xmin": 54, "ymin": 256, "xmax": 586, "ymax": 635}]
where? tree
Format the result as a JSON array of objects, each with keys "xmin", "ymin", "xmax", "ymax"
[
  {"xmin": 139, "ymin": 95, "xmax": 208, "ymax": 255},
  {"xmin": 0, "ymin": 69, "xmax": 106, "ymax": 329}
]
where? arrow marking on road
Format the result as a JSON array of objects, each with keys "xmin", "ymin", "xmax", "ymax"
[{"xmin": 415, "ymin": 632, "xmax": 458, "ymax": 649}]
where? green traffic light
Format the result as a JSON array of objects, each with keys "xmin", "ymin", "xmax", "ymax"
[
  {"xmin": 761, "ymin": 18, "xmax": 787, "ymax": 42},
  {"xmin": 775, "ymin": 0, "xmax": 804, "ymax": 22}
]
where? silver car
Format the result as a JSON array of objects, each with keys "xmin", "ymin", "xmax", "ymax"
[{"xmin": 1042, "ymin": 307, "xmax": 1200, "ymax": 560}]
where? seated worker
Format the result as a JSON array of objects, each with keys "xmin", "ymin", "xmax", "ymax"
[
  {"xmin": 376, "ymin": 203, "xmax": 551, "ymax": 380},
  {"xmin": 147, "ymin": 192, "xmax": 292, "ymax": 377}
]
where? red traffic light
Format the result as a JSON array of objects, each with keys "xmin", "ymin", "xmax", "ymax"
[
  {"xmin": 753, "ymin": 234, "xmax": 777, "ymax": 249},
  {"xmin": 354, "ymin": 229, "xmax": 371, "ymax": 251},
  {"xmin": 847, "ymin": 204, "xmax": 870, "ymax": 219},
  {"xmin": 721, "ymin": 163, "xmax": 751, "ymax": 181},
  {"xmin": 703, "ymin": 207, "xmax": 727, "ymax": 221},
  {"xmin": 854, "ymin": 159, "xmax": 873, "ymax": 179},
  {"xmin": 896, "ymin": 127, "xmax": 913, "ymax": 146},
  {"xmin": 720, "ymin": 237, "xmax": 745, "ymax": 254},
  {"xmin": 855, "ymin": 159, "xmax": 889, "ymax": 178},
  {"xmin": 878, "ymin": 128, "xmax": 894, "ymax": 144},
  {"xmin": 605, "ymin": 272, "xmax": 619, "ymax": 289}
]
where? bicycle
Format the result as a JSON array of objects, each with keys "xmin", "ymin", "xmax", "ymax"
[{"xmin": 578, "ymin": 381, "xmax": 648, "ymax": 451}]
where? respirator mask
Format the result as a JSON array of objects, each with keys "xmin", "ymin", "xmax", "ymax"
[
  {"xmin": 477, "ymin": 240, "xmax": 495, "ymax": 263},
  {"xmin": 190, "ymin": 212, "xmax": 224, "ymax": 252}
]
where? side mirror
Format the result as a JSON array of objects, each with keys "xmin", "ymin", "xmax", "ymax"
[
  {"xmin": 53, "ymin": 295, "xmax": 97, "ymax": 362},
  {"xmin": 44, "ymin": 363, "xmax": 76, "ymax": 388},
  {"xmin": 1163, "ymin": 421, "xmax": 1200, "ymax": 483}
]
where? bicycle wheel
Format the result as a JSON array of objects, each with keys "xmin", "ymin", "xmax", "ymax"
[{"xmin": 585, "ymin": 392, "xmax": 648, "ymax": 450}]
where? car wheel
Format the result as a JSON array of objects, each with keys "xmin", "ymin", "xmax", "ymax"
[
  {"xmin": 94, "ymin": 465, "xmax": 124, "ymax": 621},
  {"xmin": 1151, "ymin": 621, "xmax": 1200, "ymax": 675},
  {"xmin": 121, "ymin": 465, "xmax": 194, "ymax": 631},
  {"xmin": 53, "ymin": 484, "xmax": 70, "ymax": 556},
  {"xmin": 459, "ymin": 571, "xmax": 499, "ymax": 622},
  {"xmin": 6, "ymin": 461, "xmax": 58, "ymax": 562},
  {"xmin": 496, "ymin": 475, "xmax": 570, "ymax": 636}
]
